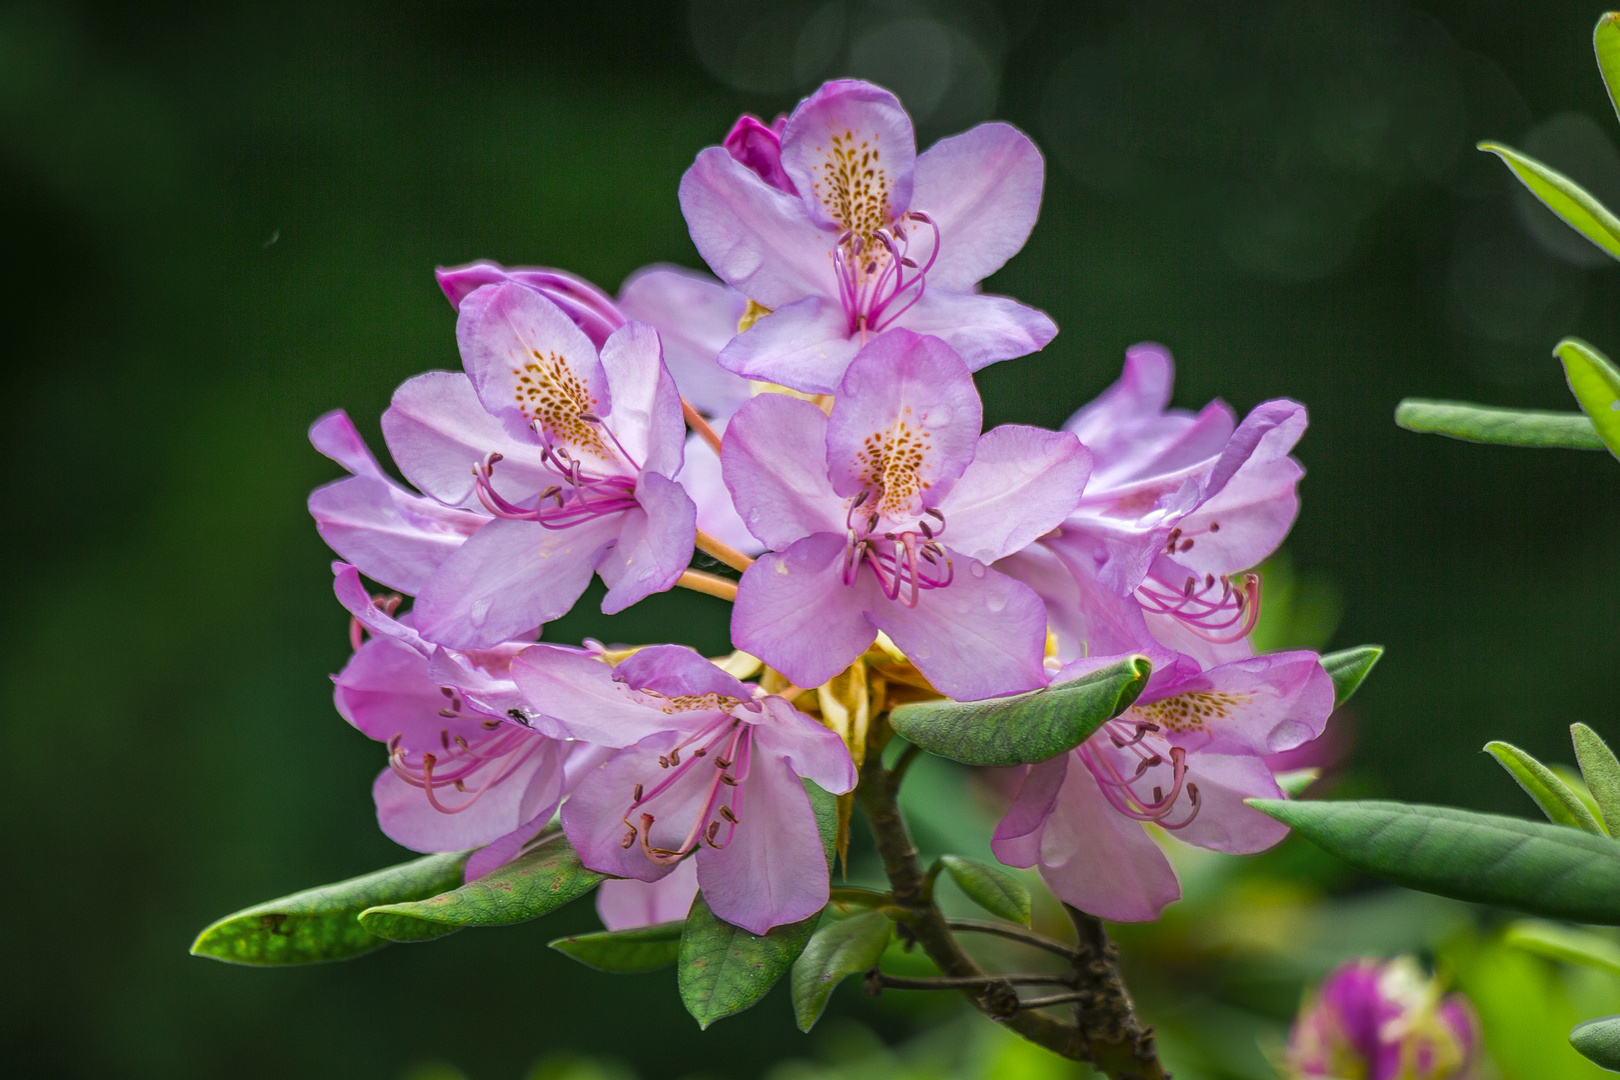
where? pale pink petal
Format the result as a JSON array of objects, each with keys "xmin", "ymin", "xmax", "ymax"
[
  {"xmin": 456, "ymin": 282, "xmax": 614, "ymax": 466},
  {"xmin": 751, "ymin": 697, "xmax": 857, "ymax": 795},
  {"xmin": 939, "ymin": 426, "xmax": 1089, "ymax": 563},
  {"xmin": 615, "ymin": 644, "xmax": 751, "ymax": 701},
  {"xmin": 1037, "ymin": 763, "xmax": 1182, "ymax": 922},
  {"xmin": 1201, "ymin": 399, "xmax": 1307, "ymax": 503},
  {"xmin": 412, "ymin": 514, "xmax": 619, "ymax": 649},
  {"xmin": 511, "ymin": 644, "xmax": 692, "ymax": 747},
  {"xmin": 679, "ymin": 146, "xmax": 835, "ymax": 308},
  {"xmin": 1173, "ymin": 455, "xmax": 1301, "ymax": 577},
  {"xmin": 724, "ymin": 114, "xmax": 797, "ymax": 194},
  {"xmin": 864, "ymin": 558, "xmax": 1049, "ymax": 701},
  {"xmin": 991, "ymin": 757, "xmax": 1069, "ymax": 868},
  {"xmin": 309, "ymin": 476, "xmax": 482, "ymax": 595},
  {"xmin": 597, "ymin": 858, "xmax": 699, "ymax": 930},
  {"xmin": 1168, "ymin": 752, "xmax": 1292, "ymax": 854},
  {"xmin": 562, "ymin": 732, "xmax": 712, "ymax": 882},
  {"xmin": 996, "ymin": 546, "xmax": 1162, "ymax": 664},
  {"xmin": 597, "ymin": 472, "xmax": 696, "ymax": 615},
  {"xmin": 911, "ymin": 122, "xmax": 1043, "ymax": 292},
  {"xmin": 616, "ymin": 265, "xmax": 753, "ymax": 419},
  {"xmin": 330, "ymin": 562, "xmax": 427, "ymax": 652},
  {"xmin": 780, "ymin": 80, "xmax": 916, "ymax": 230},
  {"xmin": 678, "ymin": 433, "xmax": 762, "ymax": 556},
  {"xmin": 731, "ymin": 533, "xmax": 879, "ymax": 691},
  {"xmin": 1063, "ymin": 342, "xmax": 1176, "ymax": 450},
  {"xmin": 598, "ymin": 320, "xmax": 686, "ymax": 479},
  {"xmin": 382, "ymin": 371, "xmax": 553, "ymax": 507},
  {"xmin": 697, "ymin": 745, "xmax": 830, "ymax": 934},
  {"xmin": 1143, "ymin": 652, "xmax": 1334, "ymax": 758},
  {"xmin": 334, "ymin": 636, "xmax": 477, "ymax": 744},
  {"xmin": 720, "ymin": 393, "xmax": 842, "ymax": 549},
  {"xmin": 373, "ymin": 738, "xmax": 563, "ymax": 853},
  {"xmin": 309, "ymin": 410, "xmax": 386, "ymax": 479},
  {"xmin": 715, "ymin": 296, "xmax": 857, "ymax": 395},
  {"xmin": 826, "ymin": 330, "xmax": 981, "ymax": 514},
  {"xmin": 890, "ymin": 288, "xmax": 1057, "ymax": 371}
]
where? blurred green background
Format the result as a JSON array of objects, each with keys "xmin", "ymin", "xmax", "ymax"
[{"xmin": 7, "ymin": 0, "xmax": 1620, "ymax": 1077}]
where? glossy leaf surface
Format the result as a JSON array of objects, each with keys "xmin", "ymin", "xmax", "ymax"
[
  {"xmin": 1557, "ymin": 337, "xmax": 1620, "ymax": 461},
  {"xmin": 358, "ymin": 833, "xmax": 601, "ymax": 942},
  {"xmin": 1571, "ymin": 1015, "xmax": 1620, "ymax": 1071},
  {"xmin": 890, "ymin": 655, "xmax": 1150, "ymax": 766},
  {"xmin": 1575, "ymin": 724, "xmax": 1620, "ymax": 835},
  {"xmin": 1480, "ymin": 141, "xmax": 1620, "ymax": 261},
  {"xmin": 1319, "ymin": 645, "xmax": 1383, "ymax": 706},
  {"xmin": 1395, "ymin": 399, "xmax": 1603, "ymax": 449},
  {"xmin": 791, "ymin": 910, "xmax": 893, "ymax": 1032},
  {"xmin": 1486, "ymin": 741, "xmax": 1605, "ymax": 833},
  {"xmin": 191, "ymin": 851, "xmax": 471, "ymax": 966},
  {"xmin": 550, "ymin": 921, "xmax": 685, "ymax": 973},
  {"xmin": 1247, "ymin": 799, "xmax": 1620, "ymax": 924},
  {"xmin": 937, "ymin": 855, "xmax": 1032, "ymax": 925},
  {"xmin": 678, "ymin": 895, "xmax": 818, "ymax": 1029},
  {"xmin": 1505, "ymin": 920, "xmax": 1620, "ymax": 978}
]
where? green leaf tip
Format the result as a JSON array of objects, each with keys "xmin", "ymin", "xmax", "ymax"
[
  {"xmin": 1573, "ymin": 724, "xmax": 1620, "ymax": 835},
  {"xmin": 189, "ymin": 850, "xmax": 472, "ymax": 966},
  {"xmin": 1245, "ymin": 798, "xmax": 1620, "ymax": 923},
  {"xmin": 1595, "ymin": 12, "xmax": 1620, "ymax": 129},
  {"xmin": 937, "ymin": 855, "xmax": 1032, "ymax": 926},
  {"xmin": 1503, "ymin": 920, "xmax": 1620, "ymax": 978},
  {"xmin": 358, "ymin": 833, "xmax": 601, "ymax": 941},
  {"xmin": 1571, "ymin": 1015, "xmax": 1620, "ymax": 1070},
  {"xmin": 1320, "ymin": 645, "xmax": 1382, "ymax": 706},
  {"xmin": 1478, "ymin": 141, "xmax": 1620, "ymax": 262},
  {"xmin": 549, "ymin": 921, "xmax": 684, "ymax": 974},
  {"xmin": 1556, "ymin": 337, "xmax": 1620, "ymax": 461},
  {"xmin": 1394, "ymin": 399, "xmax": 1604, "ymax": 450},
  {"xmin": 677, "ymin": 895, "xmax": 818, "ymax": 1029},
  {"xmin": 791, "ymin": 910, "xmax": 893, "ymax": 1032},
  {"xmin": 1485, "ymin": 741, "xmax": 1606, "ymax": 833},
  {"xmin": 889, "ymin": 654, "xmax": 1151, "ymax": 767}
]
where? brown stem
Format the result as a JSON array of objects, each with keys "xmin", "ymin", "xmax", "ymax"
[{"xmin": 855, "ymin": 746, "xmax": 1169, "ymax": 1079}]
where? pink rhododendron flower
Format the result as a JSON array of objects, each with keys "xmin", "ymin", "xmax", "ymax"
[
  {"xmin": 329, "ymin": 564, "xmax": 576, "ymax": 866},
  {"xmin": 511, "ymin": 643, "xmax": 855, "ymax": 935},
  {"xmin": 1286, "ymin": 958, "xmax": 1482, "ymax": 1079},
  {"xmin": 723, "ymin": 329, "xmax": 1088, "ymax": 700},
  {"xmin": 992, "ymin": 650, "xmax": 1334, "ymax": 922},
  {"xmin": 390, "ymin": 282, "xmax": 696, "ymax": 648},
  {"xmin": 680, "ymin": 79, "xmax": 1055, "ymax": 394}
]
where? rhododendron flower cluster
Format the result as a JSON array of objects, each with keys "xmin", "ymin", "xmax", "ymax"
[
  {"xmin": 1285, "ymin": 958, "xmax": 1482, "ymax": 1080},
  {"xmin": 302, "ymin": 76, "xmax": 1334, "ymax": 937}
]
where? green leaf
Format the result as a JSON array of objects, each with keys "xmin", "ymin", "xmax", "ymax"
[
  {"xmin": 1486, "ymin": 742, "xmax": 1606, "ymax": 833},
  {"xmin": 936, "ymin": 855, "xmax": 1032, "ymax": 925},
  {"xmin": 1245, "ymin": 799, "xmax": 1620, "ymax": 924},
  {"xmin": 1394, "ymin": 399, "xmax": 1604, "ymax": 450},
  {"xmin": 677, "ymin": 894, "xmax": 818, "ymax": 1029},
  {"xmin": 550, "ymin": 921, "xmax": 685, "ymax": 973},
  {"xmin": 790, "ymin": 911, "xmax": 892, "ymax": 1032},
  {"xmin": 190, "ymin": 850, "xmax": 472, "ymax": 966},
  {"xmin": 1551, "ymin": 763, "xmax": 1608, "ymax": 832},
  {"xmin": 1275, "ymin": 768, "xmax": 1321, "ymax": 797},
  {"xmin": 889, "ymin": 654, "xmax": 1151, "ymax": 767},
  {"xmin": 1572, "ymin": 1016, "xmax": 1620, "ymax": 1071},
  {"xmin": 1556, "ymin": 337, "xmax": 1620, "ymax": 461},
  {"xmin": 358, "ymin": 833, "xmax": 601, "ymax": 942},
  {"xmin": 1504, "ymin": 920, "xmax": 1620, "ymax": 978},
  {"xmin": 1480, "ymin": 141, "xmax": 1620, "ymax": 262},
  {"xmin": 1595, "ymin": 12, "xmax": 1620, "ymax": 128},
  {"xmin": 1575, "ymin": 724, "xmax": 1620, "ymax": 835},
  {"xmin": 1319, "ymin": 645, "xmax": 1383, "ymax": 706}
]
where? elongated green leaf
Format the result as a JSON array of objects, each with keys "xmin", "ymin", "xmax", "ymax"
[
  {"xmin": 1551, "ymin": 763, "xmax": 1608, "ymax": 832},
  {"xmin": 191, "ymin": 850, "xmax": 471, "ymax": 966},
  {"xmin": 1245, "ymin": 799, "xmax": 1620, "ymax": 924},
  {"xmin": 1572, "ymin": 1015, "xmax": 1620, "ymax": 1071},
  {"xmin": 791, "ymin": 911, "xmax": 892, "ymax": 1032},
  {"xmin": 1575, "ymin": 724, "xmax": 1620, "ymax": 835},
  {"xmin": 890, "ymin": 655, "xmax": 1151, "ymax": 767},
  {"xmin": 359, "ymin": 833, "xmax": 601, "ymax": 942},
  {"xmin": 1320, "ymin": 645, "xmax": 1383, "ymax": 706},
  {"xmin": 1395, "ymin": 399, "xmax": 1604, "ymax": 450},
  {"xmin": 1596, "ymin": 12, "xmax": 1620, "ymax": 128},
  {"xmin": 1557, "ymin": 338, "xmax": 1620, "ymax": 461},
  {"xmin": 937, "ymin": 855, "xmax": 1031, "ymax": 925},
  {"xmin": 1481, "ymin": 141, "xmax": 1620, "ymax": 261},
  {"xmin": 1486, "ymin": 741, "xmax": 1605, "ymax": 833},
  {"xmin": 550, "ymin": 921, "xmax": 684, "ymax": 973},
  {"xmin": 677, "ymin": 895, "xmax": 818, "ymax": 1029},
  {"xmin": 1505, "ymin": 921, "xmax": 1620, "ymax": 978}
]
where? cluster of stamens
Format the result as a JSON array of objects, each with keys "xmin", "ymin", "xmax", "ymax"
[
  {"xmin": 617, "ymin": 709, "xmax": 756, "ymax": 865},
  {"xmin": 387, "ymin": 685, "xmax": 543, "ymax": 815},
  {"xmin": 833, "ymin": 212, "xmax": 940, "ymax": 340},
  {"xmin": 1133, "ymin": 523, "xmax": 1261, "ymax": 643},
  {"xmin": 472, "ymin": 416, "xmax": 640, "ymax": 530},
  {"xmin": 842, "ymin": 492, "xmax": 953, "ymax": 606},
  {"xmin": 1078, "ymin": 718, "xmax": 1203, "ymax": 830}
]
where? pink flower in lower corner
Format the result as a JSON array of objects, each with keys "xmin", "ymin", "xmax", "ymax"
[
  {"xmin": 722, "ymin": 329, "xmax": 1089, "ymax": 700},
  {"xmin": 680, "ymin": 79, "xmax": 1055, "ymax": 394},
  {"xmin": 992, "ymin": 650, "xmax": 1334, "ymax": 922},
  {"xmin": 1286, "ymin": 958, "xmax": 1482, "ymax": 1080},
  {"xmin": 329, "ymin": 564, "xmax": 603, "ymax": 882},
  {"xmin": 511, "ymin": 643, "xmax": 855, "ymax": 935}
]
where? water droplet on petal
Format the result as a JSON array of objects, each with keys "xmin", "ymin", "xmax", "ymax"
[
  {"xmin": 925, "ymin": 407, "xmax": 952, "ymax": 428},
  {"xmin": 911, "ymin": 642, "xmax": 933, "ymax": 660},
  {"xmin": 470, "ymin": 598, "xmax": 492, "ymax": 624},
  {"xmin": 985, "ymin": 593, "xmax": 1006, "ymax": 614},
  {"xmin": 968, "ymin": 562, "xmax": 986, "ymax": 579}
]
